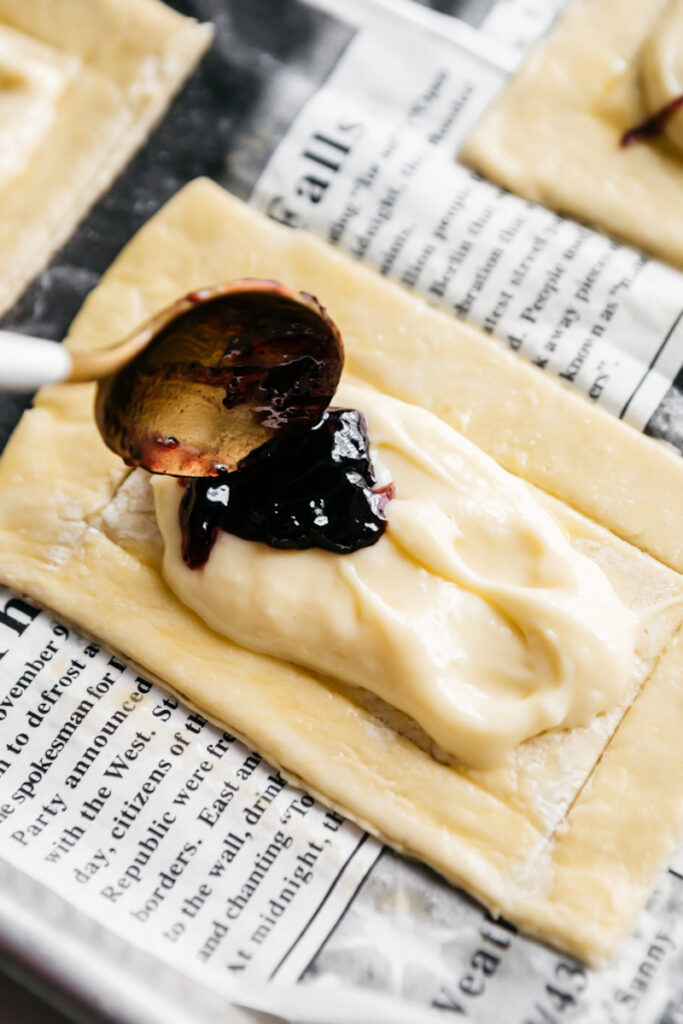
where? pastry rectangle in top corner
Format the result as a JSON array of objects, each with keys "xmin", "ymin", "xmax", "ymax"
[
  {"xmin": 0, "ymin": 0, "xmax": 211, "ymax": 316},
  {"xmin": 461, "ymin": 0, "xmax": 683, "ymax": 270}
]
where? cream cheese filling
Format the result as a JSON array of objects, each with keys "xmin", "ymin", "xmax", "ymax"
[
  {"xmin": 152, "ymin": 383, "xmax": 638, "ymax": 770},
  {"xmin": 640, "ymin": 0, "xmax": 683, "ymax": 151},
  {"xmin": 0, "ymin": 25, "xmax": 78, "ymax": 191}
]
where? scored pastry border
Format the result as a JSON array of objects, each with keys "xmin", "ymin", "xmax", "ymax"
[{"xmin": 0, "ymin": 180, "xmax": 682, "ymax": 964}]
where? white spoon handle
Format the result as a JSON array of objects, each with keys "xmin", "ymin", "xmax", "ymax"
[{"xmin": 0, "ymin": 331, "xmax": 73, "ymax": 391}]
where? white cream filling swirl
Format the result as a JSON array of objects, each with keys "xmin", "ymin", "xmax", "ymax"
[
  {"xmin": 640, "ymin": 0, "xmax": 683, "ymax": 152},
  {"xmin": 153, "ymin": 384, "xmax": 637, "ymax": 770}
]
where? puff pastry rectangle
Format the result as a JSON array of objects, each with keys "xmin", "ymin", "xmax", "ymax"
[
  {"xmin": 0, "ymin": 0, "xmax": 211, "ymax": 316},
  {"xmin": 461, "ymin": 0, "xmax": 683, "ymax": 269},
  {"xmin": 1, "ymin": 179, "xmax": 682, "ymax": 965}
]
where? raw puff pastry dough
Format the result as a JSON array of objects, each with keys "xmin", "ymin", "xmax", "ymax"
[
  {"xmin": 461, "ymin": 0, "xmax": 683, "ymax": 269},
  {"xmin": 0, "ymin": 0, "xmax": 210, "ymax": 316},
  {"xmin": 1, "ymin": 180, "xmax": 683, "ymax": 965}
]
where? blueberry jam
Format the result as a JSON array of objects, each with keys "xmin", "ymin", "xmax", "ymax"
[
  {"xmin": 179, "ymin": 408, "xmax": 394, "ymax": 569},
  {"xmin": 620, "ymin": 93, "xmax": 683, "ymax": 147}
]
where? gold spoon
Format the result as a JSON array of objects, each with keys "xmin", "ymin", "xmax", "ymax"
[{"xmin": 0, "ymin": 279, "xmax": 344, "ymax": 476}]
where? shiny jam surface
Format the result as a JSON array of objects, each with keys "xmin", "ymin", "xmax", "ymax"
[{"xmin": 179, "ymin": 408, "xmax": 394, "ymax": 569}]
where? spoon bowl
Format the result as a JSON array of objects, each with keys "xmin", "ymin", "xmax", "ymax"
[{"xmin": 94, "ymin": 278, "xmax": 344, "ymax": 476}]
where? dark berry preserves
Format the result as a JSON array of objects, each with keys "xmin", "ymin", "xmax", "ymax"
[
  {"xmin": 620, "ymin": 93, "xmax": 683, "ymax": 147},
  {"xmin": 179, "ymin": 408, "xmax": 394, "ymax": 568}
]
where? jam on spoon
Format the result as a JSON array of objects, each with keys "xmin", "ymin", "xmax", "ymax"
[
  {"xmin": 90, "ymin": 277, "xmax": 393, "ymax": 561},
  {"xmin": 95, "ymin": 279, "xmax": 344, "ymax": 477}
]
